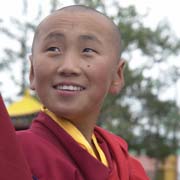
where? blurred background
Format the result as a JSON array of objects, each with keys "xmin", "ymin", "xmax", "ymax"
[{"xmin": 0, "ymin": 0, "xmax": 180, "ymax": 179}]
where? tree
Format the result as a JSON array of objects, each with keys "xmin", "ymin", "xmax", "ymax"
[
  {"xmin": 0, "ymin": 0, "xmax": 60, "ymax": 96},
  {"xmin": 0, "ymin": 0, "xmax": 180, "ymax": 161},
  {"xmin": 0, "ymin": 1, "xmax": 35, "ymax": 96},
  {"xmin": 103, "ymin": 3, "xmax": 180, "ymax": 160},
  {"xmin": 77, "ymin": 0, "xmax": 180, "ymax": 160}
]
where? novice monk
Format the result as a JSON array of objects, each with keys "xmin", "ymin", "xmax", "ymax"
[{"xmin": 17, "ymin": 5, "xmax": 149, "ymax": 180}]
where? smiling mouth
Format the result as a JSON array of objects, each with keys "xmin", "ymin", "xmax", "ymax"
[{"xmin": 54, "ymin": 85, "xmax": 85, "ymax": 91}]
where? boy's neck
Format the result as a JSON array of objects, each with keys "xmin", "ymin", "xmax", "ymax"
[
  {"xmin": 70, "ymin": 118, "xmax": 96, "ymax": 144},
  {"xmin": 63, "ymin": 109, "xmax": 101, "ymax": 144}
]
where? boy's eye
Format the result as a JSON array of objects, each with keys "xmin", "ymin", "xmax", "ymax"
[
  {"xmin": 83, "ymin": 48, "xmax": 96, "ymax": 53},
  {"xmin": 47, "ymin": 47, "xmax": 60, "ymax": 52}
]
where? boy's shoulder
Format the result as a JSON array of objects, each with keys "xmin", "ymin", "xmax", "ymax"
[
  {"xmin": 95, "ymin": 126, "xmax": 149, "ymax": 180},
  {"xmin": 16, "ymin": 129, "xmax": 38, "ymax": 143},
  {"xmin": 16, "ymin": 129, "xmax": 43, "ymax": 154},
  {"xmin": 94, "ymin": 126, "xmax": 128, "ymax": 151}
]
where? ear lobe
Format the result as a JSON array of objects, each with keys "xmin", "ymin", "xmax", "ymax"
[
  {"xmin": 109, "ymin": 59, "xmax": 125, "ymax": 95},
  {"xmin": 29, "ymin": 55, "xmax": 36, "ymax": 90}
]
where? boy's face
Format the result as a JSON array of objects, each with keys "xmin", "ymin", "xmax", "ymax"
[{"xmin": 30, "ymin": 10, "xmax": 124, "ymax": 121}]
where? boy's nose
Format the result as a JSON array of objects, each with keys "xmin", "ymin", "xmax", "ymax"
[{"xmin": 57, "ymin": 53, "xmax": 81, "ymax": 76}]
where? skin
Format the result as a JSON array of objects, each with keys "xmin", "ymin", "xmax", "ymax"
[{"xmin": 29, "ymin": 6, "xmax": 125, "ymax": 144}]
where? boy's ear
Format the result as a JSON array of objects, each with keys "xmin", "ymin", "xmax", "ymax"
[
  {"xmin": 29, "ymin": 55, "xmax": 36, "ymax": 90},
  {"xmin": 109, "ymin": 59, "xmax": 125, "ymax": 95}
]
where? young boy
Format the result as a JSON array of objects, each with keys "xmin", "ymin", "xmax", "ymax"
[{"xmin": 16, "ymin": 5, "xmax": 149, "ymax": 180}]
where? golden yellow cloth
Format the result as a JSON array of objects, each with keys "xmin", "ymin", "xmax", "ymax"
[{"xmin": 42, "ymin": 108, "xmax": 108, "ymax": 167}]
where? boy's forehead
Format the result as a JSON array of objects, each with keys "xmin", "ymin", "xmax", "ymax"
[
  {"xmin": 32, "ymin": 7, "xmax": 121, "ymax": 55},
  {"xmin": 38, "ymin": 10, "xmax": 114, "ymax": 35}
]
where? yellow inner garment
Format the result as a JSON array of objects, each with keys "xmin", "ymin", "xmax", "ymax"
[{"xmin": 42, "ymin": 107, "xmax": 108, "ymax": 167}]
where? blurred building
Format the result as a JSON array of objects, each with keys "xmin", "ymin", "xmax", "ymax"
[
  {"xmin": 7, "ymin": 90, "xmax": 41, "ymax": 130},
  {"xmin": 136, "ymin": 154, "xmax": 177, "ymax": 180},
  {"xmin": 135, "ymin": 154, "xmax": 158, "ymax": 179},
  {"xmin": 163, "ymin": 155, "xmax": 177, "ymax": 180}
]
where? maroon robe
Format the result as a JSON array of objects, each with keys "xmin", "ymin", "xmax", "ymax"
[
  {"xmin": 0, "ymin": 94, "xmax": 32, "ymax": 180},
  {"xmin": 17, "ymin": 112, "xmax": 149, "ymax": 180}
]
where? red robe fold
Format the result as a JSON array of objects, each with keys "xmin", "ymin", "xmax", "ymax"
[
  {"xmin": 0, "ymin": 94, "xmax": 32, "ymax": 180},
  {"xmin": 17, "ymin": 112, "xmax": 149, "ymax": 180}
]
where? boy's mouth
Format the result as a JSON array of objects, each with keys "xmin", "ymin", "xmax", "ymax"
[{"xmin": 54, "ymin": 84, "xmax": 85, "ymax": 91}]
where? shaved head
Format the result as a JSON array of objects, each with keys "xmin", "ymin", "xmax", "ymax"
[
  {"xmin": 29, "ymin": 4, "xmax": 125, "ymax": 126},
  {"xmin": 31, "ymin": 5, "xmax": 122, "ymax": 57}
]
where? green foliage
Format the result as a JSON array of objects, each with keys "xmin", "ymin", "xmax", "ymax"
[
  {"xmin": 98, "ymin": 1, "xmax": 180, "ymax": 160},
  {"xmin": 0, "ymin": 0, "xmax": 59, "ymax": 95},
  {"xmin": 0, "ymin": 0, "xmax": 180, "ymax": 161},
  {"xmin": 74, "ymin": 0, "xmax": 105, "ymax": 9},
  {"xmin": 0, "ymin": 19, "xmax": 33, "ymax": 94}
]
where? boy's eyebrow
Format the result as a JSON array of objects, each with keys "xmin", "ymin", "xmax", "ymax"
[
  {"xmin": 43, "ymin": 32, "xmax": 102, "ymax": 45},
  {"xmin": 44, "ymin": 32, "xmax": 64, "ymax": 41},
  {"xmin": 79, "ymin": 34, "xmax": 102, "ymax": 45}
]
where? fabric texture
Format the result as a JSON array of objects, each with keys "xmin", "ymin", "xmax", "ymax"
[
  {"xmin": 42, "ymin": 107, "xmax": 108, "ymax": 166},
  {"xmin": 0, "ymin": 94, "xmax": 32, "ymax": 180},
  {"xmin": 17, "ymin": 112, "xmax": 149, "ymax": 180}
]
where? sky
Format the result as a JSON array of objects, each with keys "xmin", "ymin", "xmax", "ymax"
[
  {"xmin": 0, "ymin": 0, "xmax": 179, "ymax": 35},
  {"xmin": 0, "ymin": 0, "xmax": 180, "ymax": 104},
  {"xmin": 120, "ymin": 0, "xmax": 180, "ymax": 36},
  {"xmin": 0, "ymin": 0, "xmax": 179, "ymax": 34}
]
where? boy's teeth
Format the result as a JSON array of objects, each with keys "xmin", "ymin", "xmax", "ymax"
[{"xmin": 56, "ymin": 85, "xmax": 82, "ymax": 91}]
